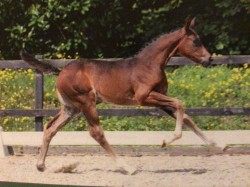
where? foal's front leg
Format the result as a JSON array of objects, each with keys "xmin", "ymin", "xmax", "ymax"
[
  {"xmin": 162, "ymin": 108, "xmax": 229, "ymax": 151},
  {"xmin": 183, "ymin": 114, "xmax": 229, "ymax": 150},
  {"xmin": 139, "ymin": 91, "xmax": 185, "ymax": 145}
]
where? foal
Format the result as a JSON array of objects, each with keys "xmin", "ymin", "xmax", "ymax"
[{"xmin": 21, "ymin": 18, "xmax": 227, "ymax": 172}]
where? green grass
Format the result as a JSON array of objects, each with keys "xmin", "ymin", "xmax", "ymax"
[{"xmin": 0, "ymin": 65, "xmax": 249, "ymax": 131}]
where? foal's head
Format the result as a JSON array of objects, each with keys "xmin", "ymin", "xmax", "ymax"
[{"xmin": 178, "ymin": 18, "xmax": 213, "ymax": 67}]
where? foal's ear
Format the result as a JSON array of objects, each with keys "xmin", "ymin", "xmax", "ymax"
[
  {"xmin": 190, "ymin": 17, "xmax": 196, "ymax": 29},
  {"xmin": 184, "ymin": 17, "xmax": 196, "ymax": 33}
]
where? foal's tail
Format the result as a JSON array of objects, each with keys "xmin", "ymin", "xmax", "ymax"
[{"xmin": 20, "ymin": 49, "xmax": 60, "ymax": 75}]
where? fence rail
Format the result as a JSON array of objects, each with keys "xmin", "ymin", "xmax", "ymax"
[
  {"xmin": 0, "ymin": 55, "xmax": 249, "ymax": 131},
  {"xmin": 0, "ymin": 108, "xmax": 249, "ymax": 117},
  {"xmin": 2, "ymin": 130, "xmax": 250, "ymax": 146},
  {"xmin": 0, "ymin": 55, "xmax": 250, "ymax": 69}
]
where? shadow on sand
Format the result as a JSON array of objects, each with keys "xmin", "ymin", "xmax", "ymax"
[{"xmin": 90, "ymin": 167, "xmax": 208, "ymax": 175}]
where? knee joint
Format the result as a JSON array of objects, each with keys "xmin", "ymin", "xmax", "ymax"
[
  {"xmin": 174, "ymin": 99, "xmax": 184, "ymax": 111},
  {"xmin": 174, "ymin": 132, "xmax": 182, "ymax": 139}
]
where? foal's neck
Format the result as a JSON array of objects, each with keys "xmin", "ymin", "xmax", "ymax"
[{"xmin": 136, "ymin": 28, "xmax": 184, "ymax": 68}]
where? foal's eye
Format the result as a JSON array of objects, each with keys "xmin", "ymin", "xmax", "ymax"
[{"xmin": 193, "ymin": 38, "xmax": 202, "ymax": 47}]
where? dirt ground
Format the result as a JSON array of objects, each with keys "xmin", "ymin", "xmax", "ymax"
[{"xmin": 0, "ymin": 153, "xmax": 250, "ymax": 187}]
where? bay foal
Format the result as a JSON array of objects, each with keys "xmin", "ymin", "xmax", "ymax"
[{"xmin": 21, "ymin": 18, "xmax": 227, "ymax": 172}]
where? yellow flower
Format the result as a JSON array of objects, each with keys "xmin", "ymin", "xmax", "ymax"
[
  {"xmin": 232, "ymin": 68, "xmax": 239, "ymax": 73},
  {"xmin": 56, "ymin": 53, "xmax": 63, "ymax": 59},
  {"xmin": 3, "ymin": 118, "xmax": 9, "ymax": 125},
  {"xmin": 243, "ymin": 63, "xmax": 248, "ymax": 69},
  {"xmin": 27, "ymin": 69, "xmax": 33, "ymax": 73},
  {"xmin": 168, "ymin": 79, "xmax": 174, "ymax": 85}
]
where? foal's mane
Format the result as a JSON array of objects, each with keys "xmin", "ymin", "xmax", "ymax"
[{"xmin": 135, "ymin": 28, "xmax": 182, "ymax": 57}]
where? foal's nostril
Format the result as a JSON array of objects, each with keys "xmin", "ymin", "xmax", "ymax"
[{"xmin": 209, "ymin": 56, "xmax": 213, "ymax": 62}]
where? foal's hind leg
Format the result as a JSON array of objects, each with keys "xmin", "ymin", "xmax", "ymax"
[
  {"xmin": 76, "ymin": 91, "xmax": 116, "ymax": 157},
  {"xmin": 79, "ymin": 91, "xmax": 135, "ymax": 174},
  {"xmin": 37, "ymin": 106, "xmax": 75, "ymax": 171},
  {"xmin": 84, "ymin": 106, "xmax": 135, "ymax": 174},
  {"xmin": 83, "ymin": 105, "xmax": 116, "ymax": 158}
]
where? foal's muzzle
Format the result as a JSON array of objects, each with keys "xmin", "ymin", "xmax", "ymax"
[{"xmin": 201, "ymin": 56, "xmax": 213, "ymax": 67}]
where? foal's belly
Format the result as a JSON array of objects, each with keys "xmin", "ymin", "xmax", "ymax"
[{"xmin": 96, "ymin": 90, "xmax": 138, "ymax": 106}]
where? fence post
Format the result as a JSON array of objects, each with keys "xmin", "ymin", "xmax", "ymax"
[
  {"xmin": 0, "ymin": 126, "xmax": 9, "ymax": 157},
  {"xmin": 35, "ymin": 55, "xmax": 44, "ymax": 131}
]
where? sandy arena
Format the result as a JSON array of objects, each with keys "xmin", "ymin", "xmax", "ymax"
[{"xmin": 0, "ymin": 151, "xmax": 250, "ymax": 187}]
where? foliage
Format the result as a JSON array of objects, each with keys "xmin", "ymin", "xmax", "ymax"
[
  {"xmin": 0, "ymin": 0, "xmax": 249, "ymax": 59},
  {"xmin": 168, "ymin": 65, "xmax": 250, "ymax": 108},
  {"xmin": 0, "ymin": 65, "xmax": 249, "ymax": 131}
]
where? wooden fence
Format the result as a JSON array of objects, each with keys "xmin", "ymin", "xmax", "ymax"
[{"xmin": 0, "ymin": 55, "xmax": 250, "ymax": 131}]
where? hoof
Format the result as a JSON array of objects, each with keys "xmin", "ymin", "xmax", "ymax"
[
  {"xmin": 161, "ymin": 140, "xmax": 167, "ymax": 148},
  {"xmin": 221, "ymin": 145, "xmax": 230, "ymax": 152},
  {"xmin": 211, "ymin": 142, "xmax": 230, "ymax": 152},
  {"xmin": 216, "ymin": 143, "xmax": 229, "ymax": 152},
  {"xmin": 37, "ymin": 163, "xmax": 46, "ymax": 172}
]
